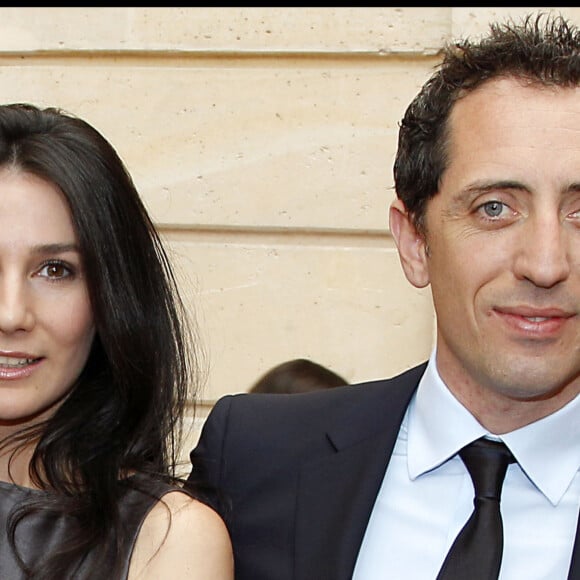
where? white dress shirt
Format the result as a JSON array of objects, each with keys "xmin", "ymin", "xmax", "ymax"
[{"xmin": 352, "ymin": 351, "xmax": 580, "ymax": 579}]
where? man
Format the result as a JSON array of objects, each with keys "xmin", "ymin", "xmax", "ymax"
[{"xmin": 189, "ymin": 12, "xmax": 580, "ymax": 579}]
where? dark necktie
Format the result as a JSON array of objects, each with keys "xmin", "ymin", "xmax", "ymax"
[{"xmin": 436, "ymin": 437, "xmax": 515, "ymax": 580}]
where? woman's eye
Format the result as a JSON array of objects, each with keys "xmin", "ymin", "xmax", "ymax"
[{"xmin": 38, "ymin": 261, "xmax": 73, "ymax": 279}]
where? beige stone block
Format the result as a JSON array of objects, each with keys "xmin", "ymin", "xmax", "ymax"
[
  {"xmin": 0, "ymin": 8, "xmax": 450, "ymax": 53},
  {"xmin": 0, "ymin": 59, "xmax": 435, "ymax": 231},
  {"xmin": 165, "ymin": 231, "xmax": 434, "ymax": 402},
  {"xmin": 1, "ymin": 8, "xmax": 573, "ymax": 55},
  {"xmin": 0, "ymin": 7, "xmax": 572, "ymax": 55},
  {"xmin": 0, "ymin": 8, "xmax": 135, "ymax": 50},
  {"xmin": 130, "ymin": 8, "xmax": 451, "ymax": 54},
  {"xmin": 126, "ymin": 59, "xmax": 432, "ymax": 232}
]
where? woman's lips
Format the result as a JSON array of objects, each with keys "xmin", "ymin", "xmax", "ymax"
[
  {"xmin": 0, "ymin": 356, "xmax": 37, "ymax": 367},
  {"xmin": 0, "ymin": 355, "xmax": 43, "ymax": 380}
]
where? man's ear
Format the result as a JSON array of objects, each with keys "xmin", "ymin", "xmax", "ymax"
[{"xmin": 389, "ymin": 199, "xmax": 430, "ymax": 288}]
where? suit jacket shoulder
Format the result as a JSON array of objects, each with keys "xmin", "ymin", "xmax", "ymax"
[
  {"xmin": 189, "ymin": 363, "xmax": 426, "ymax": 580},
  {"xmin": 212, "ymin": 362, "xmax": 425, "ymax": 457}
]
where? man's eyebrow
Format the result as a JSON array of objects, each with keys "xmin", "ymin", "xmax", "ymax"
[
  {"xmin": 459, "ymin": 180, "xmax": 580, "ymax": 196},
  {"xmin": 461, "ymin": 180, "xmax": 530, "ymax": 196},
  {"xmin": 447, "ymin": 180, "xmax": 529, "ymax": 212}
]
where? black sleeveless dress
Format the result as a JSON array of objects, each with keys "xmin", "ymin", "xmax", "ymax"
[{"xmin": 0, "ymin": 474, "xmax": 187, "ymax": 579}]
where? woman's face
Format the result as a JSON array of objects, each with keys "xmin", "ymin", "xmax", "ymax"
[{"xmin": 0, "ymin": 168, "xmax": 95, "ymax": 427}]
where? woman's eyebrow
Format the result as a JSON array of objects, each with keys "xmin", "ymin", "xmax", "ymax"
[{"xmin": 31, "ymin": 242, "xmax": 79, "ymax": 255}]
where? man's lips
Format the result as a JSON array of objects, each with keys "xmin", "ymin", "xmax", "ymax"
[
  {"xmin": 493, "ymin": 306, "xmax": 574, "ymax": 336},
  {"xmin": 495, "ymin": 306, "xmax": 574, "ymax": 319}
]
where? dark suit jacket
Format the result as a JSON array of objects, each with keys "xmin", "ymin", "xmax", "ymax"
[{"xmin": 188, "ymin": 362, "xmax": 580, "ymax": 580}]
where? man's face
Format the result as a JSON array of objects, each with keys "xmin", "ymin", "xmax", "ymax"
[{"xmin": 391, "ymin": 77, "xmax": 580, "ymax": 429}]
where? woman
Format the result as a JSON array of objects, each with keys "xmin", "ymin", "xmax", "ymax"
[{"xmin": 0, "ymin": 103, "xmax": 233, "ymax": 579}]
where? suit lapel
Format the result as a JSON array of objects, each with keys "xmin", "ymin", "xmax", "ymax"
[
  {"xmin": 294, "ymin": 364, "xmax": 426, "ymax": 580},
  {"xmin": 287, "ymin": 360, "xmax": 580, "ymax": 580}
]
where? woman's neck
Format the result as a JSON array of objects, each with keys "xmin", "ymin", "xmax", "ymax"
[{"xmin": 0, "ymin": 441, "xmax": 36, "ymax": 488}]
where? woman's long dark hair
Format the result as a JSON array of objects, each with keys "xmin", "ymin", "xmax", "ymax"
[{"xmin": 0, "ymin": 103, "xmax": 199, "ymax": 578}]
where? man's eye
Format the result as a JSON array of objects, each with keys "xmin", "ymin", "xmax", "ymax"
[{"xmin": 481, "ymin": 201, "xmax": 505, "ymax": 218}]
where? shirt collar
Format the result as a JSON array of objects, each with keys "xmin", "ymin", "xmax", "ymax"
[{"xmin": 408, "ymin": 350, "xmax": 580, "ymax": 505}]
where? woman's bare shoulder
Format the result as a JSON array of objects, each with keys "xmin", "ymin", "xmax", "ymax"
[{"xmin": 129, "ymin": 490, "xmax": 233, "ymax": 580}]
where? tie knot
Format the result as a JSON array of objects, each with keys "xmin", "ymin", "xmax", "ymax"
[{"xmin": 459, "ymin": 438, "xmax": 515, "ymax": 501}]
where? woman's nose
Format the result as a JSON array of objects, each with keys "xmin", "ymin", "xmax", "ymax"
[{"xmin": 0, "ymin": 276, "xmax": 35, "ymax": 333}]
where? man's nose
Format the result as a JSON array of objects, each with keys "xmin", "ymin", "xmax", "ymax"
[{"xmin": 513, "ymin": 215, "xmax": 571, "ymax": 288}]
